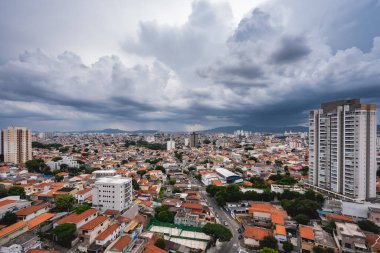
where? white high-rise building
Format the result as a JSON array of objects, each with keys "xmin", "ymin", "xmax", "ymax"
[
  {"xmin": 309, "ymin": 99, "xmax": 377, "ymax": 200},
  {"xmin": 1, "ymin": 127, "xmax": 32, "ymax": 164},
  {"xmin": 93, "ymin": 176, "xmax": 133, "ymax": 212},
  {"xmin": 167, "ymin": 140, "xmax": 175, "ymax": 151}
]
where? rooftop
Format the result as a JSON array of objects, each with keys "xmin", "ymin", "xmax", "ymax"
[
  {"xmin": 95, "ymin": 176, "xmax": 131, "ymax": 185},
  {"xmin": 96, "ymin": 223, "xmax": 119, "ymax": 241},
  {"xmin": 15, "ymin": 203, "xmax": 49, "ymax": 216},
  {"xmin": 80, "ymin": 215, "xmax": 108, "ymax": 230},
  {"xmin": 111, "ymin": 235, "xmax": 132, "ymax": 251}
]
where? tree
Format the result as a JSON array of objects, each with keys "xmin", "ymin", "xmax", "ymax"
[
  {"xmin": 52, "ymin": 157, "xmax": 62, "ymax": 162},
  {"xmin": 137, "ymin": 170, "xmax": 146, "ymax": 177},
  {"xmin": 0, "ymin": 211, "xmax": 17, "ymax": 225},
  {"xmin": 293, "ymin": 214, "xmax": 310, "ymax": 225},
  {"xmin": 132, "ymin": 179, "xmax": 140, "ymax": 190},
  {"xmin": 154, "ymin": 238, "xmax": 166, "ymax": 249},
  {"xmin": 260, "ymin": 236, "xmax": 278, "ymax": 250},
  {"xmin": 155, "ymin": 206, "xmax": 174, "ymax": 223},
  {"xmin": 260, "ymin": 248, "xmax": 279, "ymax": 253},
  {"xmin": 25, "ymin": 158, "xmax": 47, "ymax": 173},
  {"xmin": 358, "ymin": 219, "xmax": 380, "ymax": 234},
  {"xmin": 301, "ymin": 166, "xmax": 309, "ymax": 176},
  {"xmin": 323, "ymin": 221, "xmax": 336, "ymax": 235},
  {"xmin": 169, "ymin": 179, "xmax": 176, "ymax": 185},
  {"xmin": 52, "ymin": 223, "xmax": 76, "ymax": 241},
  {"xmin": 202, "ymin": 223, "xmax": 233, "ymax": 242},
  {"xmin": 312, "ymin": 246, "xmax": 325, "ymax": 253},
  {"xmin": 8, "ymin": 186, "xmax": 26, "ymax": 198},
  {"xmin": 74, "ymin": 204, "xmax": 90, "ymax": 214},
  {"xmin": 282, "ymin": 241, "xmax": 293, "ymax": 253},
  {"xmin": 54, "ymin": 194, "xmax": 75, "ymax": 212},
  {"xmin": 203, "ymin": 139, "xmax": 211, "ymax": 144},
  {"xmin": 55, "ymin": 175, "xmax": 64, "ymax": 182}
]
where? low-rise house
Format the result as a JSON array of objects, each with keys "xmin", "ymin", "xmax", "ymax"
[
  {"xmin": 54, "ymin": 208, "xmax": 98, "ymax": 229},
  {"xmin": 333, "ymin": 222, "xmax": 367, "ymax": 253},
  {"xmin": 174, "ymin": 208, "xmax": 200, "ymax": 227},
  {"xmin": 95, "ymin": 223, "xmax": 121, "ymax": 247},
  {"xmin": 243, "ymin": 225, "xmax": 273, "ymax": 248},
  {"xmin": 75, "ymin": 188, "xmax": 93, "ymax": 204},
  {"xmin": 15, "ymin": 203, "xmax": 49, "ymax": 221},
  {"xmin": 299, "ymin": 225, "xmax": 315, "ymax": 253},
  {"xmin": 0, "ymin": 221, "xmax": 28, "ymax": 246},
  {"xmin": 368, "ymin": 207, "xmax": 380, "ymax": 226},
  {"xmin": 78, "ymin": 216, "xmax": 110, "ymax": 250},
  {"xmin": 105, "ymin": 235, "xmax": 132, "ymax": 253}
]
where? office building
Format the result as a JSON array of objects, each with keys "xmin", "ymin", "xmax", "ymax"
[
  {"xmin": 1, "ymin": 127, "xmax": 32, "ymax": 164},
  {"xmin": 189, "ymin": 132, "xmax": 199, "ymax": 148},
  {"xmin": 309, "ymin": 99, "xmax": 377, "ymax": 200},
  {"xmin": 92, "ymin": 176, "xmax": 132, "ymax": 212}
]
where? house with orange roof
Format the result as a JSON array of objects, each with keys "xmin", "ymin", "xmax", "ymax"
[
  {"xmin": 274, "ymin": 224, "xmax": 287, "ymax": 243},
  {"xmin": 27, "ymin": 212, "xmax": 55, "ymax": 230},
  {"xmin": 95, "ymin": 223, "xmax": 121, "ymax": 247},
  {"xmin": 243, "ymin": 225, "xmax": 273, "ymax": 248},
  {"xmin": 15, "ymin": 203, "xmax": 50, "ymax": 221},
  {"xmin": 299, "ymin": 225, "xmax": 315, "ymax": 253},
  {"xmin": 0, "ymin": 221, "xmax": 28, "ymax": 245},
  {"xmin": 75, "ymin": 188, "xmax": 93, "ymax": 204},
  {"xmin": 105, "ymin": 235, "xmax": 132, "ymax": 253},
  {"xmin": 54, "ymin": 208, "xmax": 98, "ymax": 229},
  {"xmin": 78, "ymin": 216, "xmax": 110, "ymax": 250},
  {"xmin": 249, "ymin": 203, "xmax": 287, "ymax": 228}
]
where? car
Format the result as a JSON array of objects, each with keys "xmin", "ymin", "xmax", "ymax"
[
  {"xmin": 238, "ymin": 228, "xmax": 242, "ymax": 233},
  {"xmin": 238, "ymin": 235, "xmax": 243, "ymax": 240},
  {"xmin": 224, "ymin": 221, "xmax": 228, "ymax": 226}
]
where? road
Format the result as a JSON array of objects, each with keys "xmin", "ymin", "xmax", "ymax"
[{"xmin": 190, "ymin": 177, "xmax": 249, "ymax": 253}]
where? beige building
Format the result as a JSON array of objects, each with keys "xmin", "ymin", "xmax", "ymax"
[
  {"xmin": 333, "ymin": 222, "xmax": 367, "ymax": 253},
  {"xmin": 1, "ymin": 127, "xmax": 32, "ymax": 164}
]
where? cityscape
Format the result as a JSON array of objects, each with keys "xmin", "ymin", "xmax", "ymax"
[{"xmin": 0, "ymin": 1, "xmax": 380, "ymax": 253}]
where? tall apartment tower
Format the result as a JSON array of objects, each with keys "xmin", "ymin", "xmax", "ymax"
[
  {"xmin": 92, "ymin": 176, "xmax": 132, "ymax": 212},
  {"xmin": 309, "ymin": 99, "xmax": 377, "ymax": 200},
  {"xmin": 189, "ymin": 132, "xmax": 199, "ymax": 148},
  {"xmin": 1, "ymin": 127, "xmax": 32, "ymax": 164}
]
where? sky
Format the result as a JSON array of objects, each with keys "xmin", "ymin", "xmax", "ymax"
[{"xmin": 0, "ymin": 0, "xmax": 380, "ymax": 132}]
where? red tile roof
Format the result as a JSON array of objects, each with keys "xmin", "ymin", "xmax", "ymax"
[
  {"xmin": 244, "ymin": 226, "xmax": 272, "ymax": 240},
  {"xmin": 325, "ymin": 213, "xmax": 353, "ymax": 222},
  {"xmin": 80, "ymin": 216, "xmax": 108, "ymax": 230},
  {"xmin": 96, "ymin": 223, "xmax": 119, "ymax": 241},
  {"xmin": 16, "ymin": 203, "xmax": 49, "ymax": 217},
  {"xmin": 144, "ymin": 244, "xmax": 167, "ymax": 253},
  {"xmin": 0, "ymin": 199, "xmax": 16, "ymax": 207},
  {"xmin": 27, "ymin": 213, "xmax": 55, "ymax": 229},
  {"xmin": 300, "ymin": 225, "xmax": 314, "ymax": 241},
  {"xmin": 0, "ymin": 221, "xmax": 27, "ymax": 238},
  {"xmin": 111, "ymin": 235, "xmax": 132, "ymax": 251},
  {"xmin": 181, "ymin": 202, "xmax": 203, "ymax": 210},
  {"xmin": 56, "ymin": 208, "xmax": 97, "ymax": 225}
]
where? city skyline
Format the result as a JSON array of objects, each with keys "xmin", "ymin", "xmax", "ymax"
[{"xmin": 1, "ymin": 0, "xmax": 380, "ymax": 132}]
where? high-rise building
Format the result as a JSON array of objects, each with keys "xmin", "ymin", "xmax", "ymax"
[
  {"xmin": 309, "ymin": 99, "xmax": 377, "ymax": 200},
  {"xmin": 167, "ymin": 140, "xmax": 175, "ymax": 151},
  {"xmin": 189, "ymin": 132, "xmax": 199, "ymax": 148},
  {"xmin": 92, "ymin": 176, "xmax": 132, "ymax": 212},
  {"xmin": 1, "ymin": 127, "xmax": 32, "ymax": 164}
]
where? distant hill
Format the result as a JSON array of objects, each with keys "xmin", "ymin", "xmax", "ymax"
[{"xmin": 76, "ymin": 128, "xmax": 158, "ymax": 134}]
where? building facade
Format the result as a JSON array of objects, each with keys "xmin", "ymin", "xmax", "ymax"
[
  {"xmin": 1, "ymin": 127, "xmax": 32, "ymax": 164},
  {"xmin": 309, "ymin": 99, "xmax": 377, "ymax": 200},
  {"xmin": 93, "ymin": 176, "xmax": 133, "ymax": 212},
  {"xmin": 189, "ymin": 132, "xmax": 199, "ymax": 148}
]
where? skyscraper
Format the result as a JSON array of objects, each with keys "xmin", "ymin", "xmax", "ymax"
[
  {"xmin": 309, "ymin": 99, "xmax": 377, "ymax": 200},
  {"xmin": 189, "ymin": 132, "xmax": 199, "ymax": 148},
  {"xmin": 1, "ymin": 126, "xmax": 32, "ymax": 164}
]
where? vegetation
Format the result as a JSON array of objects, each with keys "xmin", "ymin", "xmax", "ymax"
[
  {"xmin": 136, "ymin": 140, "xmax": 166, "ymax": 150},
  {"xmin": 137, "ymin": 170, "xmax": 146, "ymax": 177},
  {"xmin": 260, "ymin": 248, "xmax": 279, "ymax": 253},
  {"xmin": 25, "ymin": 158, "xmax": 48, "ymax": 173},
  {"xmin": 202, "ymin": 223, "xmax": 233, "ymax": 242},
  {"xmin": 8, "ymin": 186, "xmax": 26, "ymax": 198},
  {"xmin": 293, "ymin": 214, "xmax": 310, "ymax": 225},
  {"xmin": 282, "ymin": 241, "xmax": 294, "ymax": 253},
  {"xmin": 52, "ymin": 223, "xmax": 76, "ymax": 245},
  {"xmin": 249, "ymin": 177, "xmax": 269, "ymax": 189},
  {"xmin": 268, "ymin": 173, "xmax": 297, "ymax": 185},
  {"xmin": 54, "ymin": 194, "xmax": 75, "ymax": 212},
  {"xmin": 155, "ymin": 206, "xmax": 175, "ymax": 223},
  {"xmin": 154, "ymin": 238, "xmax": 166, "ymax": 249},
  {"xmin": 260, "ymin": 236, "xmax": 278, "ymax": 250},
  {"xmin": 357, "ymin": 219, "xmax": 380, "ymax": 234},
  {"xmin": 0, "ymin": 211, "xmax": 17, "ymax": 225},
  {"xmin": 145, "ymin": 158, "xmax": 162, "ymax": 164},
  {"xmin": 74, "ymin": 204, "xmax": 91, "ymax": 214},
  {"xmin": 51, "ymin": 157, "xmax": 63, "ymax": 162},
  {"xmin": 323, "ymin": 221, "xmax": 336, "ymax": 235},
  {"xmin": 55, "ymin": 175, "xmax": 64, "ymax": 182},
  {"xmin": 132, "ymin": 179, "xmax": 140, "ymax": 190},
  {"xmin": 313, "ymin": 246, "xmax": 335, "ymax": 253},
  {"xmin": 169, "ymin": 179, "xmax": 176, "ymax": 185},
  {"xmin": 32, "ymin": 142, "xmax": 62, "ymax": 149},
  {"xmin": 301, "ymin": 166, "xmax": 309, "ymax": 176}
]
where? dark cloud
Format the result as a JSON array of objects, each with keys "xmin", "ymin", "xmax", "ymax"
[{"xmin": 270, "ymin": 35, "xmax": 311, "ymax": 64}]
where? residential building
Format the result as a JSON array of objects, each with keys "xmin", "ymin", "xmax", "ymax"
[
  {"xmin": 92, "ymin": 176, "xmax": 133, "ymax": 212},
  {"xmin": 189, "ymin": 132, "xmax": 199, "ymax": 148},
  {"xmin": 54, "ymin": 208, "xmax": 98, "ymax": 229},
  {"xmin": 243, "ymin": 226, "xmax": 272, "ymax": 248},
  {"xmin": 78, "ymin": 216, "xmax": 110, "ymax": 250},
  {"xmin": 15, "ymin": 203, "xmax": 49, "ymax": 221},
  {"xmin": 167, "ymin": 140, "xmax": 175, "ymax": 151},
  {"xmin": 333, "ymin": 222, "xmax": 367, "ymax": 253},
  {"xmin": 0, "ymin": 221, "xmax": 28, "ymax": 246},
  {"xmin": 1, "ymin": 127, "xmax": 32, "ymax": 164},
  {"xmin": 309, "ymin": 99, "xmax": 377, "ymax": 200},
  {"xmin": 47, "ymin": 156, "xmax": 79, "ymax": 171}
]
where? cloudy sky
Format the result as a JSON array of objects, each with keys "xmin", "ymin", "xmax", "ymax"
[{"xmin": 0, "ymin": 0, "xmax": 380, "ymax": 131}]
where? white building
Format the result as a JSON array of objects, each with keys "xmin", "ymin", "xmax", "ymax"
[
  {"xmin": 184, "ymin": 138, "xmax": 189, "ymax": 147},
  {"xmin": 167, "ymin": 140, "xmax": 176, "ymax": 151},
  {"xmin": 93, "ymin": 176, "xmax": 133, "ymax": 212},
  {"xmin": 1, "ymin": 127, "xmax": 32, "ymax": 164},
  {"xmin": 47, "ymin": 156, "xmax": 79, "ymax": 171},
  {"xmin": 309, "ymin": 99, "xmax": 377, "ymax": 200}
]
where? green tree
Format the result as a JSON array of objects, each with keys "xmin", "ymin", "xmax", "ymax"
[
  {"xmin": 8, "ymin": 186, "xmax": 26, "ymax": 198},
  {"xmin": 357, "ymin": 219, "xmax": 380, "ymax": 234},
  {"xmin": 260, "ymin": 248, "xmax": 279, "ymax": 253},
  {"xmin": 54, "ymin": 194, "xmax": 75, "ymax": 212},
  {"xmin": 323, "ymin": 221, "xmax": 336, "ymax": 235},
  {"xmin": 52, "ymin": 157, "xmax": 62, "ymax": 162},
  {"xmin": 25, "ymin": 158, "xmax": 47, "ymax": 173},
  {"xmin": 137, "ymin": 170, "xmax": 146, "ymax": 177},
  {"xmin": 169, "ymin": 179, "xmax": 176, "ymax": 185},
  {"xmin": 74, "ymin": 204, "xmax": 90, "ymax": 214},
  {"xmin": 154, "ymin": 238, "xmax": 166, "ymax": 249},
  {"xmin": 132, "ymin": 179, "xmax": 140, "ymax": 190},
  {"xmin": 154, "ymin": 206, "xmax": 174, "ymax": 223},
  {"xmin": 293, "ymin": 214, "xmax": 310, "ymax": 225},
  {"xmin": 202, "ymin": 223, "xmax": 233, "ymax": 242},
  {"xmin": 0, "ymin": 211, "xmax": 17, "ymax": 225},
  {"xmin": 282, "ymin": 241, "xmax": 293, "ymax": 253},
  {"xmin": 312, "ymin": 246, "xmax": 325, "ymax": 253},
  {"xmin": 55, "ymin": 175, "xmax": 64, "ymax": 182},
  {"xmin": 52, "ymin": 223, "xmax": 76, "ymax": 241},
  {"xmin": 259, "ymin": 236, "xmax": 278, "ymax": 250}
]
